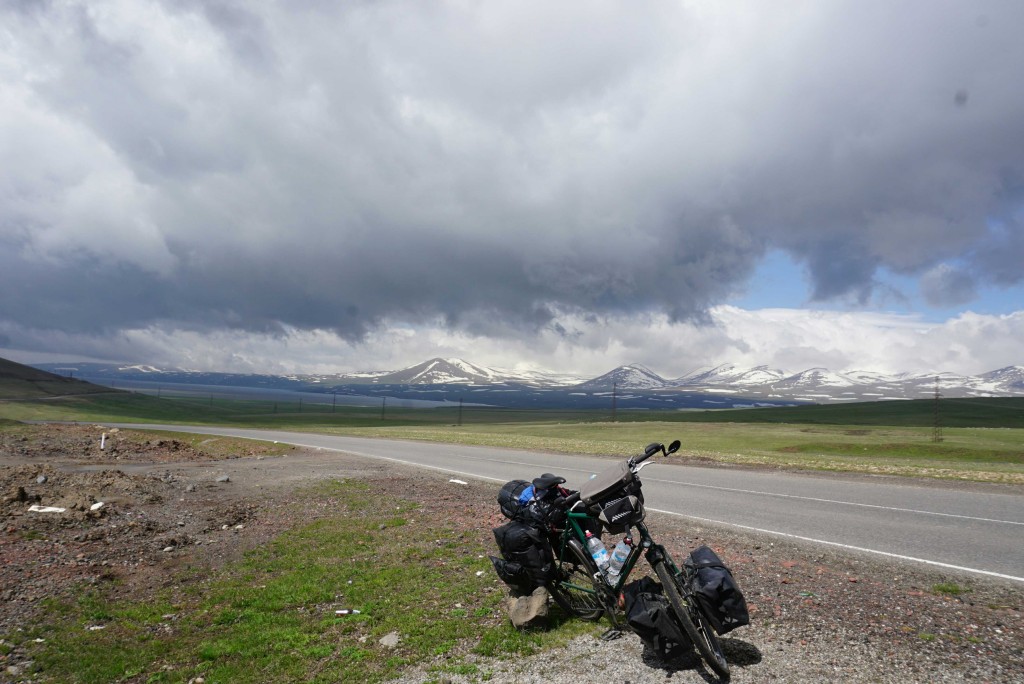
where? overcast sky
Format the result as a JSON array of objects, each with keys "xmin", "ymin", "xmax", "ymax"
[{"xmin": 2, "ymin": 0, "xmax": 1022, "ymax": 378}]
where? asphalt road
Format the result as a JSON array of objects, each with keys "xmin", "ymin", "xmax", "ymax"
[{"xmin": 118, "ymin": 424, "xmax": 1024, "ymax": 584}]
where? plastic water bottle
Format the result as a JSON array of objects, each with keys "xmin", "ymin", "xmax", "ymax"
[
  {"xmin": 585, "ymin": 530, "xmax": 609, "ymax": 571},
  {"xmin": 606, "ymin": 536, "xmax": 631, "ymax": 585}
]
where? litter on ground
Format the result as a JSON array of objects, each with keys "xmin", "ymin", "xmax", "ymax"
[{"xmin": 28, "ymin": 505, "xmax": 66, "ymax": 514}]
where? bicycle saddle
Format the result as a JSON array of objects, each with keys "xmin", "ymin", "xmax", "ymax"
[{"xmin": 532, "ymin": 472, "xmax": 566, "ymax": 491}]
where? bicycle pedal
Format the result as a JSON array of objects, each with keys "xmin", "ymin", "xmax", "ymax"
[{"xmin": 599, "ymin": 628, "xmax": 624, "ymax": 641}]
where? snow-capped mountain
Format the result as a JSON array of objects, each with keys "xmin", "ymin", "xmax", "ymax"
[
  {"xmin": 769, "ymin": 368, "xmax": 856, "ymax": 390},
  {"xmin": 978, "ymin": 366, "xmax": 1024, "ymax": 391},
  {"xmin": 674, "ymin": 365, "xmax": 1024, "ymax": 402},
  {"xmin": 117, "ymin": 364, "xmax": 167, "ymax": 373},
  {"xmin": 359, "ymin": 358, "xmax": 502, "ymax": 385},
  {"xmin": 28, "ymin": 359, "xmax": 1024, "ymax": 404},
  {"xmin": 332, "ymin": 358, "xmax": 582, "ymax": 387},
  {"xmin": 575, "ymin": 364, "xmax": 668, "ymax": 390},
  {"xmin": 676, "ymin": 364, "xmax": 786, "ymax": 387}
]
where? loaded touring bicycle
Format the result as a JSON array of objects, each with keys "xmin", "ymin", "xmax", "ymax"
[{"xmin": 491, "ymin": 440, "xmax": 748, "ymax": 680}]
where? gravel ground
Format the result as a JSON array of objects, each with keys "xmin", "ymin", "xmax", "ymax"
[{"xmin": 1, "ymin": 424, "xmax": 1021, "ymax": 683}]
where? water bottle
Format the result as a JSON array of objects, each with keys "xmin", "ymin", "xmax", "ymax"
[
  {"xmin": 606, "ymin": 536, "xmax": 632, "ymax": 585},
  {"xmin": 585, "ymin": 530, "xmax": 609, "ymax": 571}
]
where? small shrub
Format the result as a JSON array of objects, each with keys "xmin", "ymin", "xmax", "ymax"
[{"xmin": 932, "ymin": 582, "xmax": 966, "ymax": 596}]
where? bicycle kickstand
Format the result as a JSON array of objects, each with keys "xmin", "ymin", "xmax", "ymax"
[{"xmin": 599, "ymin": 593, "xmax": 626, "ymax": 641}]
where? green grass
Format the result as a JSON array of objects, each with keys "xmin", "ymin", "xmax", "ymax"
[
  {"xmin": 316, "ymin": 421, "xmax": 1024, "ymax": 483},
  {"xmin": 932, "ymin": 582, "xmax": 968, "ymax": 597},
  {"xmin": 13, "ymin": 480, "xmax": 596, "ymax": 683},
  {"xmin": 4, "ymin": 392, "xmax": 1024, "ymax": 429},
  {"xmin": 678, "ymin": 397, "xmax": 1024, "ymax": 429},
  {"xmin": 3, "ymin": 393, "xmax": 1024, "ymax": 483}
]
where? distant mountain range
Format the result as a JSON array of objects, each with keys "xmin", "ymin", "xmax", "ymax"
[{"xmin": 32, "ymin": 357, "xmax": 1024, "ymax": 406}]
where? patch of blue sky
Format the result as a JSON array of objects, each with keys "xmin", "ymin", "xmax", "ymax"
[
  {"xmin": 879, "ymin": 267, "xmax": 1023, "ymax": 322},
  {"xmin": 728, "ymin": 249, "xmax": 812, "ymax": 310},
  {"xmin": 926, "ymin": 280, "xmax": 1024, "ymax": 319},
  {"xmin": 730, "ymin": 250, "xmax": 1023, "ymax": 320}
]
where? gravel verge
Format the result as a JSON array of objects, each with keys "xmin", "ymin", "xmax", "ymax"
[{"xmin": 1, "ymin": 424, "xmax": 1021, "ymax": 683}]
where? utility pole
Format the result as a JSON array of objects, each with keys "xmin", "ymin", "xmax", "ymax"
[
  {"xmin": 932, "ymin": 376, "xmax": 943, "ymax": 443},
  {"xmin": 458, "ymin": 397, "xmax": 463, "ymax": 426},
  {"xmin": 612, "ymin": 382, "xmax": 617, "ymax": 422},
  {"xmin": 332, "ymin": 391, "xmax": 337, "ymax": 413},
  {"xmin": 381, "ymin": 396, "xmax": 387, "ymax": 421}
]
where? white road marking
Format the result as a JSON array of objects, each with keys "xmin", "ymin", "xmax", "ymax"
[
  {"xmin": 648, "ymin": 475, "xmax": 1024, "ymax": 526},
  {"xmin": 286, "ymin": 442, "xmax": 510, "ymax": 483},
  {"xmin": 649, "ymin": 507, "xmax": 1024, "ymax": 584}
]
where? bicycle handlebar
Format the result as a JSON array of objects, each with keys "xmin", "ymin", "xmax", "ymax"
[
  {"xmin": 633, "ymin": 442, "xmax": 665, "ymax": 467},
  {"xmin": 555, "ymin": 439, "xmax": 680, "ymax": 509}
]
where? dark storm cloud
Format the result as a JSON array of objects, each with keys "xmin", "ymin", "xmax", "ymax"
[
  {"xmin": 971, "ymin": 217, "xmax": 1024, "ymax": 287},
  {"xmin": 1, "ymin": 0, "xmax": 1023, "ymax": 355},
  {"xmin": 920, "ymin": 265, "xmax": 977, "ymax": 308}
]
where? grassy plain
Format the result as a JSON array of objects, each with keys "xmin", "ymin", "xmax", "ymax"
[{"xmin": 2, "ymin": 392, "xmax": 1023, "ymax": 484}]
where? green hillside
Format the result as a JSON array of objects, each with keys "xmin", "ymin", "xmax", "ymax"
[{"xmin": 0, "ymin": 356, "xmax": 118, "ymax": 400}]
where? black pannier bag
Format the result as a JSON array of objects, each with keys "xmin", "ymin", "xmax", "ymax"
[
  {"xmin": 488, "ymin": 556, "xmax": 535, "ymax": 596},
  {"xmin": 491, "ymin": 521, "xmax": 555, "ymax": 592},
  {"xmin": 684, "ymin": 545, "xmax": 749, "ymax": 635},
  {"xmin": 622, "ymin": 577, "xmax": 691, "ymax": 661}
]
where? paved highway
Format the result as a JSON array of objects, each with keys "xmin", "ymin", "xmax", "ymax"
[{"xmin": 119, "ymin": 425, "xmax": 1024, "ymax": 583}]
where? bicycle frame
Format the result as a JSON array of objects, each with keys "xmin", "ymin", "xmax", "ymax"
[{"xmin": 557, "ymin": 510, "xmax": 684, "ymax": 598}]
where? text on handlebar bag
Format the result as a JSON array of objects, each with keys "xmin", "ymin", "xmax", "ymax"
[{"xmin": 595, "ymin": 494, "xmax": 645, "ymax": 534}]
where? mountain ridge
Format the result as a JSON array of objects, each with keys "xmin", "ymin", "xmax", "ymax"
[{"xmin": 28, "ymin": 357, "xmax": 1024, "ymax": 403}]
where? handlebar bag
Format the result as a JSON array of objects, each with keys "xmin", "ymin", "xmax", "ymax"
[
  {"xmin": 595, "ymin": 494, "xmax": 645, "ymax": 534},
  {"xmin": 684, "ymin": 545, "xmax": 749, "ymax": 635},
  {"xmin": 580, "ymin": 461, "xmax": 635, "ymax": 505}
]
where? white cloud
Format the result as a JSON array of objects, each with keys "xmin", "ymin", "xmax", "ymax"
[
  {"xmin": 1, "ymin": 1, "xmax": 1023, "ymax": 372},
  {"xmin": 4, "ymin": 307, "xmax": 1020, "ymax": 378}
]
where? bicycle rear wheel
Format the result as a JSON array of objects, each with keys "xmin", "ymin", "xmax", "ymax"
[
  {"xmin": 548, "ymin": 539, "xmax": 604, "ymax": 620},
  {"xmin": 654, "ymin": 561, "xmax": 730, "ymax": 679}
]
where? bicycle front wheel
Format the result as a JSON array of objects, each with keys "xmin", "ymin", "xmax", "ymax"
[
  {"xmin": 548, "ymin": 539, "xmax": 604, "ymax": 620},
  {"xmin": 654, "ymin": 561, "xmax": 730, "ymax": 679}
]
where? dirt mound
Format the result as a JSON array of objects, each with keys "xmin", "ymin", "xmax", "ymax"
[
  {"xmin": 2, "ymin": 464, "xmax": 169, "ymax": 516},
  {"xmin": 0, "ymin": 424, "xmax": 216, "ymax": 464},
  {"xmin": 0, "ymin": 424, "xmax": 279, "ymax": 642}
]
